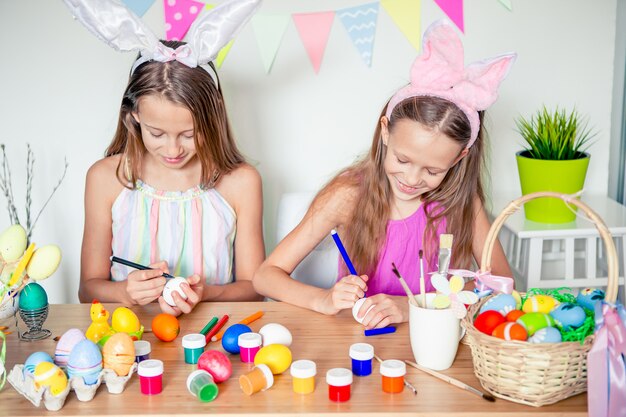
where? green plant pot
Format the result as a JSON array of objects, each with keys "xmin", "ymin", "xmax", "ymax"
[{"xmin": 516, "ymin": 151, "xmax": 590, "ymax": 223}]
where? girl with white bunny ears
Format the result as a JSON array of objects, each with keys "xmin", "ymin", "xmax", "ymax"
[{"xmin": 71, "ymin": 0, "xmax": 266, "ymax": 316}]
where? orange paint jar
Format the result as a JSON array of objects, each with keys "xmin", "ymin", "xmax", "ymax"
[
  {"xmin": 239, "ymin": 364, "xmax": 274, "ymax": 396},
  {"xmin": 380, "ymin": 360, "xmax": 405, "ymax": 393}
]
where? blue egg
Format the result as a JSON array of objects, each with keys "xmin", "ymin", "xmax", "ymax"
[
  {"xmin": 23, "ymin": 351, "xmax": 54, "ymax": 378},
  {"xmin": 67, "ymin": 340, "xmax": 103, "ymax": 385},
  {"xmin": 221, "ymin": 324, "xmax": 252, "ymax": 354},
  {"xmin": 576, "ymin": 288, "xmax": 605, "ymax": 311},
  {"xmin": 528, "ymin": 326, "xmax": 562, "ymax": 343},
  {"xmin": 550, "ymin": 303, "xmax": 586, "ymax": 331},
  {"xmin": 479, "ymin": 293, "xmax": 517, "ymax": 316}
]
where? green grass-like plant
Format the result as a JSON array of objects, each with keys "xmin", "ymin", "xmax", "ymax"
[{"xmin": 516, "ymin": 107, "xmax": 595, "ymax": 160}]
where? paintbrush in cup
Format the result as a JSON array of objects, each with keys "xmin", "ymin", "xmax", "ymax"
[
  {"xmin": 391, "ymin": 262, "xmax": 417, "ymax": 306},
  {"xmin": 418, "ymin": 250, "xmax": 426, "ymax": 308}
]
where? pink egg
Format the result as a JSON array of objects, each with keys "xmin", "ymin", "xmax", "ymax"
[
  {"xmin": 55, "ymin": 328, "xmax": 86, "ymax": 367},
  {"xmin": 197, "ymin": 350, "xmax": 232, "ymax": 383}
]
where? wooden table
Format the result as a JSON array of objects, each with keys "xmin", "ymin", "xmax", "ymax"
[{"xmin": 0, "ymin": 302, "xmax": 588, "ymax": 416}]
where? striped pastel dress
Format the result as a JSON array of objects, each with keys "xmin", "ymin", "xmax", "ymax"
[{"xmin": 110, "ymin": 179, "xmax": 236, "ymax": 284}]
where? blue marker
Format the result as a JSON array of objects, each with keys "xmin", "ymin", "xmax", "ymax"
[
  {"xmin": 364, "ymin": 326, "xmax": 396, "ymax": 337},
  {"xmin": 330, "ymin": 229, "xmax": 358, "ymax": 276}
]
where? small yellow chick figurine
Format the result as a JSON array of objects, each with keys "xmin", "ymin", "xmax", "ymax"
[{"xmin": 86, "ymin": 299, "xmax": 112, "ymax": 343}]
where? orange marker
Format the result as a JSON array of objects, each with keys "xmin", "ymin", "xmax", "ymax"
[{"xmin": 211, "ymin": 311, "xmax": 264, "ymax": 342}]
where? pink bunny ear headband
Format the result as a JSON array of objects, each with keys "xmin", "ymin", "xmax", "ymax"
[
  {"xmin": 63, "ymin": 0, "xmax": 261, "ymax": 86},
  {"xmin": 385, "ymin": 20, "xmax": 517, "ymax": 148}
]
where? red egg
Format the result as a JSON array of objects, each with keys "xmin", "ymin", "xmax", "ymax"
[
  {"xmin": 505, "ymin": 310, "xmax": 525, "ymax": 322},
  {"xmin": 491, "ymin": 322, "xmax": 528, "ymax": 341},
  {"xmin": 197, "ymin": 350, "xmax": 232, "ymax": 383},
  {"xmin": 474, "ymin": 310, "xmax": 505, "ymax": 335}
]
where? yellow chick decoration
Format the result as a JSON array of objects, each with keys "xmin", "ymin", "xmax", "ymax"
[
  {"xmin": 86, "ymin": 299, "xmax": 113, "ymax": 343},
  {"xmin": 33, "ymin": 362, "xmax": 68, "ymax": 396}
]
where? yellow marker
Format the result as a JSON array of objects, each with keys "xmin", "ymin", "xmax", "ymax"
[{"xmin": 8, "ymin": 242, "xmax": 35, "ymax": 286}]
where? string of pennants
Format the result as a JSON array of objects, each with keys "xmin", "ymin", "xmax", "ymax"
[{"xmin": 122, "ymin": 0, "xmax": 513, "ymax": 73}]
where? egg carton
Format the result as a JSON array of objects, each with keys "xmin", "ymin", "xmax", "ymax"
[{"xmin": 8, "ymin": 363, "xmax": 137, "ymax": 410}]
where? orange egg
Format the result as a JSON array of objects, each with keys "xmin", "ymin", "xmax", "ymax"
[
  {"xmin": 505, "ymin": 310, "xmax": 525, "ymax": 322},
  {"xmin": 152, "ymin": 313, "xmax": 180, "ymax": 342},
  {"xmin": 491, "ymin": 322, "xmax": 527, "ymax": 341}
]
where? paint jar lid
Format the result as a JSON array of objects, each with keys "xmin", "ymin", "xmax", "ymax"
[
  {"xmin": 183, "ymin": 333, "xmax": 206, "ymax": 349},
  {"xmin": 256, "ymin": 364, "xmax": 274, "ymax": 390},
  {"xmin": 349, "ymin": 343, "xmax": 374, "ymax": 360},
  {"xmin": 134, "ymin": 340, "xmax": 151, "ymax": 356},
  {"xmin": 326, "ymin": 368, "xmax": 352, "ymax": 386},
  {"xmin": 138, "ymin": 359, "xmax": 163, "ymax": 377},
  {"xmin": 238, "ymin": 332, "xmax": 262, "ymax": 348},
  {"xmin": 380, "ymin": 360, "xmax": 406, "ymax": 377},
  {"xmin": 290, "ymin": 360, "xmax": 317, "ymax": 379},
  {"xmin": 187, "ymin": 369, "xmax": 218, "ymax": 402}
]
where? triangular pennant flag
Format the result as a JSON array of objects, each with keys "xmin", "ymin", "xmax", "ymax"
[
  {"xmin": 164, "ymin": 0, "xmax": 204, "ymax": 41},
  {"xmin": 337, "ymin": 2, "xmax": 379, "ymax": 67},
  {"xmin": 498, "ymin": 0, "xmax": 513, "ymax": 11},
  {"xmin": 123, "ymin": 0, "xmax": 155, "ymax": 17},
  {"xmin": 252, "ymin": 15, "xmax": 290, "ymax": 73},
  {"xmin": 292, "ymin": 11, "xmax": 335, "ymax": 74},
  {"xmin": 434, "ymin": 0, "xmax": 465, "ymax": 33},
  {"xmin": 380, "ymin": 0, "xmax": 421, "ymax": 51}
]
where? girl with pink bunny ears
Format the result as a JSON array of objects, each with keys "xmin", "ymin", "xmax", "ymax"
[
  {"xmin": 254, "ymin": 20, "xmax": 515, "ymax": 330},
  {"xmin": 69, "ymin": 0, "xmax": 266, "ymax": 316}
]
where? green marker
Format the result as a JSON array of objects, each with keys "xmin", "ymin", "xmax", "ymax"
[{"xmin": 200, "ymin": 317, "xmax": 218, "ymax": 335}]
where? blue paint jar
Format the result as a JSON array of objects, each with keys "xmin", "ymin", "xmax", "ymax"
[
  {"xmin": 349, "ymin": 343, "xmax": 374, "ymax": 376},
  {"xmin": 183, "ymin": 334, "xmax": 206, "ymax": 364},
  {"xmin": 134, "ymin": 340, "xmax": 151, "ymax": 363}
]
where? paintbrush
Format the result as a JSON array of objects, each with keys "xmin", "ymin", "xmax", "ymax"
[
  {"xmin": 391, "ymin": 262, "xmax": 417, "ymax": 306},
  {"xmin": 438, "ymin": 234, "xmax": 453, "ymax": 276},
  {"xmin": 418, "ymin": 250, "xmax": 426, "ymax": 308},
  {"xmin": 404, "ymin": 359, "xmax": 495, "ymax": 402},
  {"xmin": 374, "ymin": 354, "xmax": 417, "ymax": 395}
]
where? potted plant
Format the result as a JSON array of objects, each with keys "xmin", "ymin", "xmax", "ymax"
[{"xmin": 515, "ymin": 107, "xmax": 595, "ymax": 223}]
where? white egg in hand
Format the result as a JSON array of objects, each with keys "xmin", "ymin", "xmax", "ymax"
[
  {"xmin": 352, "ymin": 298, "xmax": 375, "ymax": 324},
  {"xmin": 162, "ymin": 277, "xmax": 188, "ymax": 306}
]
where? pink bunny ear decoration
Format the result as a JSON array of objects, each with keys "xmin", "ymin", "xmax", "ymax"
[{"xmin": 385, "ymin": 20, "xmax": 517, "ymax": 148}]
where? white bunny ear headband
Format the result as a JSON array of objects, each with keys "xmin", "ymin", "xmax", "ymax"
[{"xmin": 63, "ymin": 0, "xmax": 261, "ymax": 85}]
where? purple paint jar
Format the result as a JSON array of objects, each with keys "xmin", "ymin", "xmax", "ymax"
[
  {"xmin": 238, "ymin": 332, "xmax": 262, "ymax": 363},
  {"xmin": 134, "ymin": 340, "xmax": 151, "ymax": 363}
]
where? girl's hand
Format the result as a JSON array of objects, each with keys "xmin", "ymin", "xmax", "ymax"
[
  {"xmin": 357, "ymin": 294, "xmax": 409, "ymax": 329},
  {"xmin": 318, "ymin": 274, "xmax": 368, "ymax": 315},
  {"xmin": 126, "ymin": 261, "xmax": 168, "ymax": 306},
  {"xmin": 157, "ymin": 274, "xmax": 203, "ymax": 316}
]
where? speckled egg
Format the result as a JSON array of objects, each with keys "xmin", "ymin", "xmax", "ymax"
[
  {"xmin": 0, "ymin": 224, "xmax": 27, "ymax": 262},
  {"xmin": 516, "ymin": 312, "xmax": 556, "ymax": 336},
  {"xmin": 34, "ymin": 362, "xmax": 68, "ymax": 396},
  {"xmin": 253, "ymin": 344, "xmax": 292, "ymax": 375},
  {"xmin": 491, "ymin": 322, "xmax": 527, "ymax": 341},
  {"xmin": 67, "ymin": 339, "xmax": 103, "ymax": 385},
  {"xmin": 474, "ymin": 310, "xmax": 506, "ymax": 335},
  {"xmin": 18, "ymin": 282, "xmax": 48, "ymax": 311},
  {"xmin": 55, "ymin": 328, "xmax": 87, "ymax": 368},
  {"xmin": 26, "ymin": 245, "xmax": 62, "ymax": 281},
  {"xmin": 23, "ymin": 351, "xmax": 54, "ymax": 378},
  {"xmin": 550, "ymin": 303, "xmax": 586, "ymax": 331},
  {"xmin": 111, "ymin": 307, "xmax": 141, "ymax": 334},
  {"xmin": 577, "ymin": 288, "xmax": 605, "ymax": 311},
  {"xmin": 102, "ymin": 332, "xmax": 135, "ymax": 376},
  {"xmin": 528, "ymin": 326, "xmax": 562, "ymax": 343},
  {"xmin": 522, "ymin": 295, "xmax": 559, "ymax": 314},
  {"xmin": 479, "ymin": 294, "xmax": 517, "ymax": 316},
  {"xmin": 222, "ymin": 324, "xmax": 252, "ymax": 354},
  {"xmin": 258, "ymin": 323, "xmax": 292, "ymax": 347}
]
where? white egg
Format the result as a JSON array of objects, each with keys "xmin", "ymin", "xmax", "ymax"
[
  {"xmin": 259, "ymin": 323, "xmax": 292, "ymax": 347},
  {"xmin": 162, "ymin": 277, "xmax": 188, "ymax": 306},
  {"xmin": 26, "ymin": 245, "xmax": 62, "ymax": 280},
  {"xmin": 0, "ymin": 224, "xmax": 27, "ymax": 262},
  {"xmin": 352, "ymin": 298, "xmax": 375, "ymax": 324}
]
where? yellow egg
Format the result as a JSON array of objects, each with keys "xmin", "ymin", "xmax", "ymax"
[
  {"xmin": 26, "ymin": 245, "xmax": 62, "ymax": 280},
  {"xmin": 102, "ymin": 333, "xmax": 135, "ymax": 376},
  {"xmin": 522, "ymin": 295, "xmax": 560, "ymax": 314},
  {"xmin": 111, "ymin": 307, "xmax": 141, "ymax": 333},
  {"xmin": 0, "ymin": 224, "xmax": 27, "ymax": 262},
  {"xmin": 33, "ymin": 362, "xmax": 68, "ymax": 396},
  {"xmin": 253, "ymin": 344, "xmax": 292, "ymax": 374}
]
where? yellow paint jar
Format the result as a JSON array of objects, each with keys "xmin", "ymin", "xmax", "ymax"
[{"xmin": 290, "ymin": 360, "xmax": 316, "ymax": 394}]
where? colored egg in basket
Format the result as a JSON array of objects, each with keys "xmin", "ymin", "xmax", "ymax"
[
  {"xmin": 549, "ymin": 303, "xmax": 586, "ymax": 331},
  {"xmin": 528, "ymin": 326, "xmax": 562, "ymax": 343},
  {"xmin": 576, "ymin": 288, "xmax": 605, "ymax": 311},
  {"xmin": 521, "ymin": 295, "xmax": 559, "ymax": 314},
  {"xmin": 102, "ymin": 333, "xmax": 136, "ymax": 376},
  {"xmin": 473, "ymin": 310, "xmax": 505, "ymax": 335},
  {"xmin": 258, "ymin": 323, "xmax": 292, "ymax": 347},
  {"xmin": 505, "ymin": 309, "xmax": 524, "ymax": 322},
  {"xmin": 254, "ymin": 344, "xmax": 292, "ymax": 374},
  {"xmin": 23, "ymin": 351, "xmax": 54, "ymax": 378},
  {"xmin": 516, "ymin": 312, "xmax": 556, "ymax": 336},
  {"xmin": 478, "ymin": 294, "xmax": 517, "ymax": 316},
  {"xmin": 491, "ymin": 322, "xmax": 528, "ymax": 341},
  {"xmin": 55, "ymin": 328, "xmax": 87, "ymax": 368},
  {"xmin": 33, "ymin": 362, "xmax": 68, "ymax": 396},
  {"xmin": 67, "ymin": 340, "xmax": 103, "ymax": 385}
]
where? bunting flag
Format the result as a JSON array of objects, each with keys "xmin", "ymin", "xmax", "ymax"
[
  {"xmin": 434, "ymin": 0, "xmax": 465, "ymax": 33},
  {"xmin": 122, "ymin": 0, "xmax": 155, "ymax": 17},
  {"xmin": 292, "ymin": 12, "xmax": 335, "ymax": 74},
  {"xmin": 498, "ymin": 0, "xmax": 512, "ymax": 11},
  {"xmin": 337, "ymin": 2, "xmax": 379, "ymax": 67},
  {"xmin": 164, "ymin": 0, "xmax": 204, "ymax": 41},
  {"xmin": 380, "ymin": 0, "xmax": 421, "ymax": 51},
  {"xmin": 252, "ymin": 15, "xmax": 290, "ymax": 73}
]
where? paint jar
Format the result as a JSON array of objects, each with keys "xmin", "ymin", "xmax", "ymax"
[
  {"xmin": 239, "ymin": 364, "xmax": 274, "ymax": 396},
  {"xmin": 380, "ymin": 359, "xmax": 406, "ymax": 393},
  {"xmin": 134, "ymin": 340, "xmax": 151, "ymax": 363},
  {"xmin": 183, "ymin": 334, "xmax": 206, "ymax": 364},
  {"xmin": 138, "ymin": 359, "xmax": 163, "ymax": 395},
  {"xmin": 186, "ymin": 369, "xmax": 219, "ymax": 402},
  {"xmin": 290, "ymin": 360, "xmax": 316, "ymax": 394},
  {"xmin": 326, "ymin": 368, "xmax": 352, "ymax": 402},
  {"xmin": 349, "ymin": 343, "xmax": 374, "ymax": 376},
  {"xmin": 238, "ymin": 332, "xmax": 262, "ymax": 363}
]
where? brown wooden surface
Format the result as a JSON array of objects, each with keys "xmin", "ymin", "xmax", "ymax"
[{"xmin": 0, "ymin": 302, "xmax": 588, "ymax": 416}]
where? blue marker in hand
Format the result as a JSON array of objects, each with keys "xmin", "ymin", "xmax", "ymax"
[{"xmin": 331, "ymin": 229, "xmax": 358, "ymax": 275}]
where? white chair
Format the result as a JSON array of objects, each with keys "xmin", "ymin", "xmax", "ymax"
[{"xmin": 275, "ymin": 192, "xmax": 339, "ymax": 289}]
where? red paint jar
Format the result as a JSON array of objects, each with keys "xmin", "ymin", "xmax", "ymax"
[
  {"xmin": 326, "ymin": 368, "xmax": 352, "ymax": 402},
  {"xmin": 238, "ymin": 332, "xmax": 262, "ymax": 363},
  {"xmin": 380, "ymin": 360, "xmax": 405, "ymax": 393},
  {"xmin": 138, "ymin": 359, "xmax": 163, "ymax": 395}
]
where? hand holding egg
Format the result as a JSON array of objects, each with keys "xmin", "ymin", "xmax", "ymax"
[
  {"xmin": 158, "ymin": 274, "xmax": 203, "ymax": 316},
  {"xmin": 125, "ymin": 261, "xmax": 169, "ymax": 306}
]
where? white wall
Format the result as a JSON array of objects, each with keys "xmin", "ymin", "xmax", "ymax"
[{"xmin": 0, "ymin": 0, "xmax": 618, "ymax": 303}]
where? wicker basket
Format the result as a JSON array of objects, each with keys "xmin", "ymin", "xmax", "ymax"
[{"xmin": 462, "ymin": 191, "xmax": 620, "ymax": 407}]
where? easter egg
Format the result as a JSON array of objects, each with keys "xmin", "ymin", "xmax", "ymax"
[
  {"xmin": 511, "ymin": 290, "xmax": 523, "ymax": 310},
  {"xmin": 352, "ymin": 298, "xmax": 375, "ymax": 324},
  {"xmin": 34, "ymin": 362, "xmax": 68, "ymax": 396},
  {"xmin": 0, "ymin": 292, "xmax": 18, "ymax": 320},
  {"xmin": 473, "ymin": 310, "xmax": 505, "ymax": 335},
  {"xmin": 102, "ymin": 333, "xmax": 135, "ymax": 376},
  {"xmin": 55, "ymin": 328, "xmax": 87, "ymax": 368},
  {"xmin": 516, "ymin": 312, "xmax": 556, "ymax": 336},
  {"xmin": 222, "ymin": 324, "xmax": 252, "ymax": 354},
  {"xmin": 0, "ymin": 224, "xmax": 27, "ymax": 262},
  {"xmin": 491, "ymin": 322, "xmax": 528, "ymax": 341},
  {"xmin": 505, "ymin": 309, "xmax": 525, "ymax": 322},
  {"xmin": 26, "ymin": 245, "xmax": 62, "ymax": 280},
  {"xmin": 479, "ymin": 294, "xmax": 517, "ymax": 316},
  {"xmin": 152, "ymin": 313, "xmax": 180, "ymax": 342},
  {"xmin": 528, "ymin": 326, "xmax": 562, "ymax": 343},
  {"xmin": 18, "ymin": 282, "xmax": 48, "ymax": 311},
  {"xmin": 258, "ymin": 323, "xmax": 292, "ymax": 347},
  {"xmin": 23, "ymin": 351, "xmax": 54, "ymax": 378},
  {"xmin": 253, "ymin": 344, "xmax": 292, "ymax": 375},
  {"xmin": 577, "ymin": 288, "xmax": 605, "ymax": 311},
  {"xmin": 197, "ymin": 350, "xmax": 232, "ymax": 383},
  {"xmin": 522, "ymin": 295, "xmax": 559, "ymax": 314},
  {"xmin": 67, "ymin": 339, "xmax": 103, "ymax": 385},
  {"xmin": 550, "ymin": 303, "xmax": 586, "ymax": 331},
  {"xmin": 162, "ymin": 277, "xmax": 188, "ymax": 307},
  {"xmin": 111, "ymin": 307, "xmax": 141, "ymax": 333}
]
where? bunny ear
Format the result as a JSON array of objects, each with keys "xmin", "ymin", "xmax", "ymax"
[
  {"xmin": 63, "ymin": 0, "xmax": 159, "ymax": 54},
  {"xmin": 458, "ymin": 53, "xmax": 517, "ymax": 110},
  {"xmin": 188, "ymin": 0, "xmax": 262, "ymax": 64}
]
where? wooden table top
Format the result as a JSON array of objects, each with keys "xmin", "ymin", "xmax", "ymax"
[{"xmin": 0, "ymin": 302, "xmax": 588, "ymax": 416}]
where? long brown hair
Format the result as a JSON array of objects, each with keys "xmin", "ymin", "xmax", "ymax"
[
  {"xmin": 315, "ymin": 96, "xmax": 486, "ymax": 275},
  {"xmin": 106, "ymin": 40, "xmax": 245, "ymax": 188}
]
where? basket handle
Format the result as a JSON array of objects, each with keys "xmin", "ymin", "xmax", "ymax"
[{"xmin": 481, "ymin": 191, "xmax": 619, "ymax": 303}]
